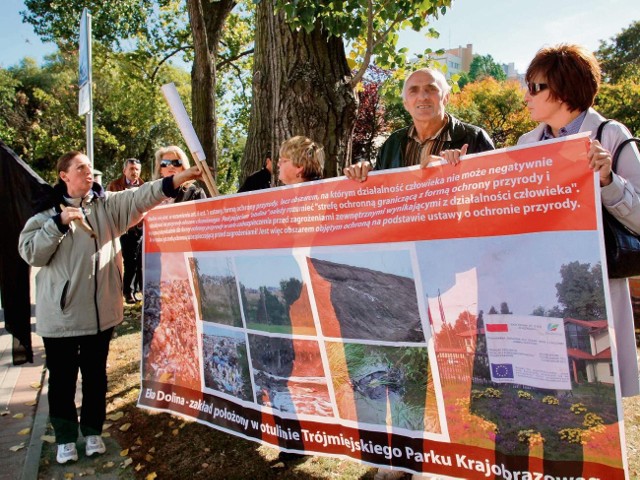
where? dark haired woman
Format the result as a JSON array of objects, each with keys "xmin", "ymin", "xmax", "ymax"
[
  {"xmin": 518, "ymin": 43, "xmax": 640, "ymax": 398},
  {"xmin": 19, "ymin": 151, "xmax": 203, "ymax": 464}
]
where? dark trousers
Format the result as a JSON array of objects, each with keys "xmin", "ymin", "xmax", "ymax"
[
  {"xmin": 43, "ymin": 328, "xmax": 114, "ymax": 444},
  {"xmin": 120, "ymin": 230, "xmax": 142, "ymax": 297}
]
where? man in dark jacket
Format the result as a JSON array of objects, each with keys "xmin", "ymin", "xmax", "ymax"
[
  {"xmin": 107, "ymin": 158, "xmax": 144, "ymax": 303},
  {"xmin": 345, "ymin": 68, "xmax": 492, "ymax": 480},
  {"xmin": 344, "ymin": 67, "xmax": 494, "ymax": 182},
  {"xmin": 238, "ymin": 154, "xmax": 272, "ymax": 193}
]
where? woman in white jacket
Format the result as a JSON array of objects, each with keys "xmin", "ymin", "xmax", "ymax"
[
  {"xmin": 518, "ymin": 44, "xmax": 640, "ymax": 398},
  {"xmin": 19, "ymin": 151, "xmax": 203, "ymax": 464}
]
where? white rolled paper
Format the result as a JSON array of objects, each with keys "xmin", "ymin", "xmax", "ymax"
[{"xmin": 161, "ymin": 83, "xmax": 206, "ymax": 161}]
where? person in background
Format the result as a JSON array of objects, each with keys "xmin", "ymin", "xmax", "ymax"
[
  {"xmin": 107, "ymin": 158, "xmax": 144, "ymax": 303},
  {"xmin": 277, "ymin": 136, "xmax": 324, "ymax": 185},
  {"xmin": 268, "ymin": 136, "xmax": 323, "ymax": 466},
  {"xmin": 18, "ymin": 151, "xmax": 204, "ymax": 465},
  {"xmin": 344, "ymin": 67, "xmax": 494, "ymax": 182},
  {"xmin": 238, "ymin": 151, "xmax": 273, "ymax": 192},
  {"xmin": 518, "ymin": 43, "xmax": 640, "ymax": 398},
  {"xmin": 153, "ymin": 146, "xmax": 207, "ymax": 202}
]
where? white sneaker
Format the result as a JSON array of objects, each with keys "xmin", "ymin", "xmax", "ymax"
[
  {"xmin": 56, "ymin": 443, "xmax": 78, "ymax": 464},
  {"xmin": 85, "ymin": 435, "xmax": 106, "ymax": 456}
]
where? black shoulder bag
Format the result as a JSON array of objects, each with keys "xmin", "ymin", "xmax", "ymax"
[{"xmin": 595, "ymin": 120, "xmax": 640, "ymax": 278}]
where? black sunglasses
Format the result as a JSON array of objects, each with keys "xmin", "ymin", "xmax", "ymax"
[
  {"xmin": 126, "ymin": 158, "xmax": 141, "ymax": 164},
  {"xmin": 160, "ymin": 159, "xmax": 183, "ymax": 168},
  {"xmin": 527, "ymin": 82, "xmax": 548, "ymax": 96}
]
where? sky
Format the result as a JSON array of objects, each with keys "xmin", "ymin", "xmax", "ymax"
[
  {"xmin": 1, "ymin": 0, "xmax": 637, "ymax": 73},
  {"xmin": 416, "ymin": 231, "xmax": 602, "ymax": 316}
]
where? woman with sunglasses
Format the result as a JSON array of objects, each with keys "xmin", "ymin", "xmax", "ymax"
[
  {"xmin": 518, "ymin": 44, "xmax": 640, "ymax": 398},
  {"xmin": 153, "ymin": 146, "xmax": 207, "ymax": 202}
]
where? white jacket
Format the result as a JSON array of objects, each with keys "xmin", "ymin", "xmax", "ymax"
[
  {"xmin": 19, "ymin": 179, "xmax": 169, "ymax": 338},
  {"xmin": 518, "ymin": 108, "xmax": 640, "ymax": 397}
]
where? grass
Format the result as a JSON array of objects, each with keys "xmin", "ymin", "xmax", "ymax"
[
  {"xmin": 95, "ymin": 305, "xmax": 375, "ymax": 480},
  {"xmin": 44, "ymin": 303, "xmax": 640, "ymax": 479}
]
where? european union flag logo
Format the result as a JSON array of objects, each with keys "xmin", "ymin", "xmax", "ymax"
[{"xmin": 491, "ymin": 363, "xmax": 514, "ymax": 379}]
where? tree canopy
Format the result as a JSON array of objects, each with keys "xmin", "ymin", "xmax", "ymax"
[
  {"xmin": 468, "ymin": 54, "xmax": 506, "ymax": 82},
  {"xmin": 555, "ymin": 262, "xmax": 605, "ymax": 320},
  {"xmin": 596, "ymin": 20, "xmax": 640, "ymax": 84},
  {"xmin": 447, "ymin": 78, "xmax": 535, "ymax": 148},
  {"xmin": 0, "ymin": 50, "xmax": 189, "ymax": 184}
]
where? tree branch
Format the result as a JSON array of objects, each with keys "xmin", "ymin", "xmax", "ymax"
[
  {"xmin": 216, "ymin": 48, "xmax": 254, "ymax": 71},
  {"xmin": 349, "ymin": 0, "xmax": 374, "ymax": 88},
  {"xmin": 150, "ymin": 45, "xmax": 193, "ymax": 83}
]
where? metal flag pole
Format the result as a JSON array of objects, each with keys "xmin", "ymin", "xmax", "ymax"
[{"xmin": 78, "ymin": 8, "xmax": 94, "ymax": 168}]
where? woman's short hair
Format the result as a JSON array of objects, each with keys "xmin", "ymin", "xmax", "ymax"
[
  {"xmin": 526, "ymin": 43, "xmax": 601, "ymax": 113},
  {"xmin": 56, "ymin": 151, "xmax": 85, "ymax": 175},
  {"xmin": 279, "ymin": 136, "xmax": 325, "ymax": 181},
  {"xmin": 153, "ymin": 146, "xmax": 190, "ymax": 179}
]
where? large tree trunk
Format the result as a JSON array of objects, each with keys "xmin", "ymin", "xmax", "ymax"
[
  {"xmin": 241, "ymin": 1, "xmax": 357, "ymax": 183},
  {"xmin": 186, "ymin": 0, "xmax": 236, "ymax": 182}
]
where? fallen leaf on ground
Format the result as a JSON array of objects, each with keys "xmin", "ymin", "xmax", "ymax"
[
  {"xmin": 102, "ymin": 432, "xmax": 111, "ymax": 437},
  {"xmin": 17, "ymin": 428, "xmax": 30, "ymax": 435},
  {"xmin": 153, "ymin": 431, "xmax": 163, "ymax": 438},
  {"xmin": 24, "ymin": 400, "xmax": 37, "ymax": 406},
  {"xmin": 120, "ymin": 448, "xmax": 129, "ymax": 457},
  {"xmin": 0, "ymin": 411, "xmax": 9, "ymax": 416},
  {"xmin": 13, "ymin": 413, "xmax": 24, "ymax": 419},
  {"xmin": 145, "ymin": 472, "xmax": 157, "ymax": 480},
  {"xmin": 171, "ymin": 428, "xmax": 179, "ymax": 436},
  {"xmin": 41, "ymin": 435, "xmax": 55, "ymax": 444},
  {"xmin": 30, "ymin": 382, "xmax": 41, "ymax": 389},
  {"xmin": 9, "ymin": 443, "xmax": 25, "ymax": 452},
  {"xmin": 135, "ymin": 463, "xmax": 144, "ymax": 472},
  {"xmin": 64, "ymin": 473, "xmax": 75, "ymax": 479},
  {"xmin": 119, "ymin": 423, "xmax": 132, "ymax": 432},
  {"xmin": 145, "ymin": 454, "xmax": 153, "ymax": 462},
  {"xmin": 103, "ymin": 422, "xmax": 112, "ymax": 430},
  {"xmin": 103, "ymin": 461, "xmax": 115, "ymax": 468},
  {"xmin": 122, "ymin": 458, "xmax": 133, "ymax": 468},
  {"xmin": 135, "ymin": 436, "xmax": 143, "ymax": 445},
  {"xmin": 106, "ymin": 412, "xmax": 124, "ymax": 421},
  {"xmin": 148, "ymin": 447, "xmax": 156, "ymax": 453}
]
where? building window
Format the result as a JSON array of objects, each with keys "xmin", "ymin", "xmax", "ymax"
[{"xmin": 565, "ymin": 323, "xmax": 591, "ymax": 352}]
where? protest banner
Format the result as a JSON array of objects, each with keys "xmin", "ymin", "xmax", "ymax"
[{"xmin": 138, "ymin": 133, "xmax": 628, "ymax": 479}]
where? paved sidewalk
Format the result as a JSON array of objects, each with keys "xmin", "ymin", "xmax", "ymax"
[
  {"xmin": 0, "ymin": 314, "xmax": 45, "ymax": 480},
  {"xmin": 1, "ymin": 311, "xmax": 128, "ymax": 480}
]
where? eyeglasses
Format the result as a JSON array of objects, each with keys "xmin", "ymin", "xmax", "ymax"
[
  {"xmin": 160, "ymin": 159, "xmax": 183, "ymax": 168},
  {"xmin": 527, "ymin": 82, "xmax": 548, "ymax": 96}
]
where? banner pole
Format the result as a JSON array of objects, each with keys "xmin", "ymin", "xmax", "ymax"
[{"xmin": 161, "ymin": 83, "xmax": 218, "ymax": 197}]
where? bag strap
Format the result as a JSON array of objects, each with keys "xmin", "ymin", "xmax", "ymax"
[
  {"xmin": 595, "ymin": 119, "xmax": 612, "ymax": 143},
  {"xmin": 595, "ymin": 119, "xmax": 640, "ymax": 174},
  {"xmin": 612, "ymin": 137, "xmax": 640, "ymax": 173}
]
